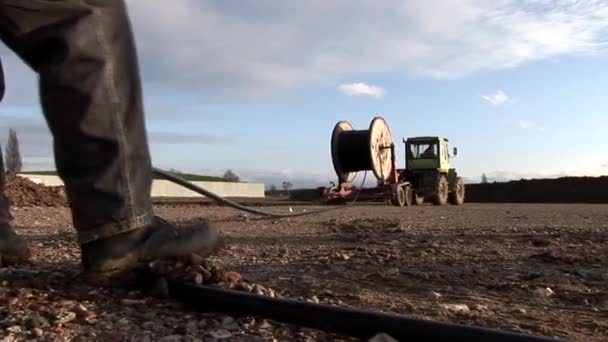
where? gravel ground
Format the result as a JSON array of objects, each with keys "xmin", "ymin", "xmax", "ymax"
[{"xmin": 2, "ymin": 203, "xmax": 608, "ymax": 341}]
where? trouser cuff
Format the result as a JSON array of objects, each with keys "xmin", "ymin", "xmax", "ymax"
[{"xmin": 77, "ymin": 211, "xmax": 154, "ymax": 244}]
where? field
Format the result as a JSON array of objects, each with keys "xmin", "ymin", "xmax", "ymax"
[{"xmin": 2, "ymin": 202, "xmax": 608, "ymax": 341}]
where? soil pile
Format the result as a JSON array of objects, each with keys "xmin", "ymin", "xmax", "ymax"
[
  {"xmin": 466, "ymin": 176, "xmax": 608, "ymax": 203},
  {"xmin": 5, "ymin": 175, "xmax": 68, "ymax": 207}
]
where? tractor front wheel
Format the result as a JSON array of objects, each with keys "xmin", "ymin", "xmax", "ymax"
[
  {"xmin": 432, "ymin": 175, "xmax": 449, "ymax": 205},
  {"xmin": 403, "ymin": 185, "xmax": 414, "ymax": 206},
  {"xmin": 391, "ymin": 186, "xmax": 406, "ymax": 207}
]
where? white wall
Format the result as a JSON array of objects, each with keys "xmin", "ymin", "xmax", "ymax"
[{"xmin": 18, "ymin": 174, "xmax": 265, "ymax": 198}]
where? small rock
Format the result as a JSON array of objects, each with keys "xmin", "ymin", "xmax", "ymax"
[
  {"xmin": 160, "ymin": 335, "xmax": 183, "ymax": 342},
  {"xmin": 258, "ymin": 320, "xmax": 273, "ymax": 329},
  {"xmin": 221, "ymin": 316, "xmax": 239, "ymax": 330},
  {"xmin": 252, "ymin": 284, "xmax": 265, "ymax": 296},
  {"xmin": 191, "ymin": 272, "xmax": 204, "ymax": 285},
  {"xmin": 208, "ymin": 329, "xmax": 232, "ymax": 340},
  {"xmin": 440, "ymin": 304, "xmax": 470, "ymax": 314},
  {"xmin": 309, "ymin": 296, "xmax": 320, "ymax": 304},
  {"xmin": 6, "ymin": 325, "xmax": 22, "ymax": 333},
  {"xmin": 121, "ymin": 299, "xmax": 146, "ymax": 305},
  {"xmin": 531, "ymin": 239, "xmax": 551, "ymax": 247},
  {"xmin": 32, "ymin": 328, "xmax": 44, "ymax": 337},
  {"xmin": 59, "ymin": 300, "xmax": 77, "ymax": 308},
  {"xmin": 189, "ymin": 253, "xmax": 203, "ymax": 265},
  {"xmin": 75, "ymin": 304, "xmax": 88, "ymax": 314},
  {"xmin": 235, "ymin": 283, "xmax": 253, "ymax": 292},
  {"xmin": 24, "ymin": 316, "xmax": 50, "ymax": 329},
  {"xmin": 117, "ymin": 318, "xmax": 130, "ymax": 325},
  {"xmin": 56, "ymin": 311, "xmax": 77, "ymax": 325},
  {"xmin": 224, "ymin": 271, "xmax": 242, "ymax": 287},
  {"xmin": 142, "ymin": 322, "xmax": 156, "ymax": 330},
  {"xmin": 196, "ymin": 266, "xmax": 212, "ymax": 280},
  {"xmin": 386, "ymin": 268, "xmax": 400, "ymax": 276},
  {"xmin": 175, "ymin": 324, "xmax": 188, "ymax": 335},
  {"xmin": 515, "ymin": 308, "xmax": 527, "ymax": 315},
  {"xmin": 428, "ymin": 291, "xmax": 442, "ymax": 300},
  {"xmin": 473, "ymin": 304, "xmax": 489, "ymax": 311},
  {"xmin": 534, "ymin": 287, "xmax": 554, "ymax": 297},
  {"xmin": 186, "ymin": 320, "xmax": 198, "ymax": 334},
  {"xmin": 368, "ymin": 333, "xmax": 398, "ymax": 342}
]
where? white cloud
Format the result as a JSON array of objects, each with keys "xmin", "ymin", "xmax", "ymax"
[
  {"xmin": 338, "ymin": 82, "xmax": 385, "ymax": 98},
  {"xmin": 118, "ymin": 0, "xmax": 608, "ymax": 99},
  {"xmin": 3, "ymin": 0, "xmax": 608, "ymax": 101},
  {"xmin": 517, "ymin": 119, "xmax": 545, "ymax": 131},
  {"xmin": 481, "ymin": 90, "xmax": 509, "ymax": 105}
]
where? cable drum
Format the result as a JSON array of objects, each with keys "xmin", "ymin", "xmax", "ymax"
[{"xmin": 330, "ymin": 116, "xmax": 394, "ymax": 183}]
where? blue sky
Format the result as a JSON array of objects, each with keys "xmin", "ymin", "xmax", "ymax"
[{"xmin": 1, "ymin": 0, "xmax": 607, "ymax": 188}]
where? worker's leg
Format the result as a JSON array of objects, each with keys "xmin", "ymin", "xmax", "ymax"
[{"xmin": 0, "ymin": 0, "xmax": 220, "ymax": 277}]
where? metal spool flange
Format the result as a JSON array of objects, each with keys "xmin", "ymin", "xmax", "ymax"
[{"xmin": 367, "ymin": 116, "xmax": 394, "ymax": 182}]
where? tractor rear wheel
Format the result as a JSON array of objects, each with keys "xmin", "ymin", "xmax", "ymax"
[
  {"xmin": 432, "ymin": 175, "xmax": 449, "ymax": 205},
  {"xmin": 449, "ymin": 177, "xmax": 465, "ymax": 205}
]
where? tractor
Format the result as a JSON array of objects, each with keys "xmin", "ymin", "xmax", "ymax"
[
  {"xmin": 398, "ymin": 136, "xmax": 465, "ymax": 205},
  {"xmin": 324, "ymin": 116, "xmax": 465, "ymax": 206}
]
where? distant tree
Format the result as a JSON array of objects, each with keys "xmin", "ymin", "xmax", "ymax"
[
  {"xmin": 269, "ymin": 184, "xmax": 277, "ymax": 191},
  {"xmin": 481, "ymin": 173, "xmax": 488, "ymax": 184},
  {"xmin": 223, "ymin": 169, "xmax": 240, "ymax": 182},
  {"xmin": 282, "ymin": 181, "xmax": 293, "ymax": 193},
  {"xmin": 4, "ymin": 128, "xmax": 22, "ymax": 175}
]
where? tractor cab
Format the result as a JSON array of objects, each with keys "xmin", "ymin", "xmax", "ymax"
[
  {"xmin": 404, "ymin": 136, "xmax": 456, "ymax": 173},
  {"xmin": 400, "ymin": 136, "xmax": 464, "ymax": 206}
]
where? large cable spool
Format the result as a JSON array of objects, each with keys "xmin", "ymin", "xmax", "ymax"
[{"xmin": 330, "ymin": 116, "xmax": 394, "ymax": 183}]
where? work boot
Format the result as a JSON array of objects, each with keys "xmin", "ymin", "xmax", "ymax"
[
  {"xmin": 0, "ymin": 222, "xmax": 31, "ymax": 267},
  {"xmin": 80, "ymin": 216, "xmax": 222, "ymax": 286}
]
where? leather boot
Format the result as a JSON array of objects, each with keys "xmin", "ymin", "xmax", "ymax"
[
  {"xmin": 0, "ymin": 222, "xmax": 30, "ymax": 267},
  {"xmin": 80, "ymin": 216, "xmax": 222, "ymax": 284}
]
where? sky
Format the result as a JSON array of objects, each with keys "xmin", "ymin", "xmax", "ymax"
[{"xmin": 1, "ymin": 0, "xmax": 607, "ymax": 188}]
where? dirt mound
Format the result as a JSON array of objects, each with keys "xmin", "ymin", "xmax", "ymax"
[{"xmin": 5, "ymin": 175, "xmax": 68, "ymax": 207}]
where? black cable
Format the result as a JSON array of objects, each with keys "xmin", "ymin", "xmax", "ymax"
[
  {"xmin": 166, "ymin": 279, "xmax": 561, "ymax": 342},
  {"xmin": 152, "ymin": 167, "xmax": 348, "ymax": 218},
  {"xmin": 350, "ymin": 170, "xmax": 367, "ymax": 204}
]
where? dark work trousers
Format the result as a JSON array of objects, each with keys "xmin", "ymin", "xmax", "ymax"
[{"xmin": 0, "ymin": 0, "xmax": 154, "ymax": 244}]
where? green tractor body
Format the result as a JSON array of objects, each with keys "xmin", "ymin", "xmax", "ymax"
[{"xmin": 400, "ymin": 136, "xmax": 465, "ymax": 205}]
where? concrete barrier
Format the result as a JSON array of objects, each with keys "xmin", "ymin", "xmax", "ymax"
[{"xmin": 18, "ymin": 174, "xmax": 265, "ymax": 198}]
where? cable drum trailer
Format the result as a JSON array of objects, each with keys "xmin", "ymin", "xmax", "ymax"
[{"xmin": 325, "ymin": 116, "xmax": 466, "ymax": 206}]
